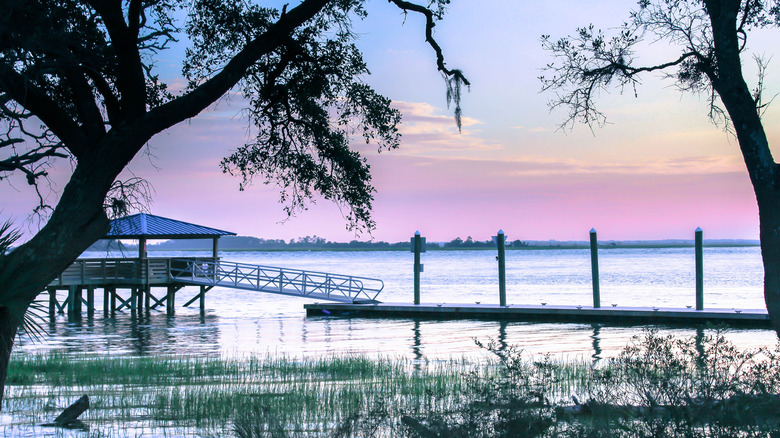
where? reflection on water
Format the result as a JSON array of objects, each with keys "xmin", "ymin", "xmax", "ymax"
[
  {"xmin": 13, "ymin": 247, "xmax": 779, "ymax": 361},
  {"xmin": 16, "ymin": 307, "xmax": 779, "ymax": 364},
  {"xmin": 590, "ymin": 324, "xmax": 602, "ymax": 361}
]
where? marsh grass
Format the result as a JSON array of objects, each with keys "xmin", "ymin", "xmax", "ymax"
[
  {"xmin": 4, "ymin": 330, "xmax": 779, "ymax": 437},
  {"xmin": 3, "ymin": 353, "xmax": 497, "ymax": 436}
]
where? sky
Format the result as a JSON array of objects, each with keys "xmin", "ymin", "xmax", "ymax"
[{"xmin": 4, "ymin": 0, "xmax": 780, "ymax": 243}]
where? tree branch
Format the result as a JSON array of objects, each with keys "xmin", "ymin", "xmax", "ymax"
[
  {"xmin": 0, "ymin": 64, "xmax": 86, "ymax": 155},
  {"xmin": 387, "ymin": 0, "xmax": 470, "ymax": 130},
  {"xmin": 86, "ymin": 0, "xmax": 147, "ymax": 119},
  {"xmin": 138, "ymin": 0, "xmax": 331, "ymax": 137}
]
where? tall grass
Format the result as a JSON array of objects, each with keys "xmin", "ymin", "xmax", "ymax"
[{"xmin": 4, "ymin": 330, "xmax": 779, "ymax": 437}]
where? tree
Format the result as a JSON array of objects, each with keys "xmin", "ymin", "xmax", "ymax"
[
  {"xmin": 0, "ymin": 0, "xmax": 469, "ymax": 407},
  {"xmin": 540, "ymin": 0, "xmax": 780, "ymax": 333}
]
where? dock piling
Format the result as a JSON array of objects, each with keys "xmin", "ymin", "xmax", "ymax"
[
  {"xmin": 495, "ymin": 230, "xmax": 507, "ymax": 307},
  {"xmin": 696, "ymin": 227, "xmax": 704, "ymax": 310},
  {"xmin": 167, "ymin": 285, "xmax": 176, "ymax": 316},
  {"xmin": 87, "ymin": 286, "xmax": 94, "ymax": 316},
  {"xmin": 590, "ymin": 228, "xmax": 601, "ymax": 308},
  {"xmin": 412, "ymin": 231, "xmax": 423, "ymax": 305}
]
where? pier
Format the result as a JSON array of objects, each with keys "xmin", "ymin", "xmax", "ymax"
[
  {"xmin": 304, "ymin": 302, "xmax": 771, "ymax": 328},
  {"xmin": 46, "ymin": 214, "xmax": 384, "ymax": 318}
]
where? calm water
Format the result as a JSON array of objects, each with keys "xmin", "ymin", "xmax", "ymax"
[{"xmin": 14, "ymin": 246, "xmax": 778, "ymax": 362}]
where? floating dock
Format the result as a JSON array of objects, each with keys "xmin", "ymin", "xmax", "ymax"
[{"xmin": 304, "ymin": 302, "xmax": 772, "ymax": 328}]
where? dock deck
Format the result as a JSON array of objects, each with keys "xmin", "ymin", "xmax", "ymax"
[{"xmin": 304, "ymin": 302, "xmax": 771, "ymax": 328}]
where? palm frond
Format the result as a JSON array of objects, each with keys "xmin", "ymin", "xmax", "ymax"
[
  {"xmin": 0, "ymin": 218, "xmax": 22, "ymax": 256},
  {"xmin": 20, "ymin": 300, "xmax": 50, "ymax": 344}
]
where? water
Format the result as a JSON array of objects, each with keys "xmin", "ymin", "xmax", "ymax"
[{"xmin": 14, "ymin": 246, "xmax": 778, "ymax": 362}]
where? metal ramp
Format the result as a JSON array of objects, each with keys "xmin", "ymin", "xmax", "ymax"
[{"xmin": 169, "ymin": 258, "xmax": 383, "ymax": 303}]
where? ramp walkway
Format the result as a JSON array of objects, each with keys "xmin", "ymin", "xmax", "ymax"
[{"xmin": 169, "ymin": 258, "xmax": 383, "ymax": 303}]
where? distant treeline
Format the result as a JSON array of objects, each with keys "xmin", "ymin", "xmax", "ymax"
[
  {"xmin": 85, "ymin": 235, "xmax": 759, "ymax": 252},
  {"xmin": 86, "ymin": 235, "xmax": 530, "ymax": 251}
]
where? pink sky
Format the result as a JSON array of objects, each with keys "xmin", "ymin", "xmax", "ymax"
[{"xmin": 2, "ymin": 0, "xmax": 778, "ymax": 243}]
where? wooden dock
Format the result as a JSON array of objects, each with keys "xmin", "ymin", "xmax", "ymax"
[
  {"xmin": 304, "ymin": 302, "xmax": 772, "ymax": 328},
  {"xmin": 46, "ymin": 256, "xmax": 384, "ymax": 318}
]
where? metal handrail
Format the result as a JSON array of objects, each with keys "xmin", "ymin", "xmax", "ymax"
[{"xmin": 169, "ymin": 258, "xmax": 383, "ymax": 303}]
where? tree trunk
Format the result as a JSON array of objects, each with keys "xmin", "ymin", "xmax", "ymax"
[
  {"xmin": 0, "ymin": 305, "xmax": 23, "ymax": 409},
  {"xmin": 705, "ymin": 0, "xmax": 780, "ymax": 334},
  {"xmin": 757, "ymin": 192, "xmax": 780, "ymax": 334}
]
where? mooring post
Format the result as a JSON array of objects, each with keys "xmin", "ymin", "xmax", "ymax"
[
  {"xmin": 695, "ymin": 227, "xmax": 704, "ymax": 310},
  {"xmin": 495, "ymin": 229, "xmax": 507, "ymax": 307},
  {"xmin": 590, "ymin": 228, "xmax": 601, "ymax": 308},
  {"xmin": 412, "ymin": 231, "xmax": 423, "ymax": 305}
]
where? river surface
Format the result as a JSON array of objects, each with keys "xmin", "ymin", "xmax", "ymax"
[{"xmin": 14, "ymin": 246, "xmax": 779, "ymax": 362}]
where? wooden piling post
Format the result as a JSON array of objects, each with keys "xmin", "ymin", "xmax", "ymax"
[
  {"xmin": 199, "ymin": 285, "xmax": 206, "ymax": 314},
  {"xmin": 67, "ymin": 286, "xmax": 76, "ymax": 317},
  {"xmin": 144, "ymin": 287, "xmax": 150, "ymax": 310},
  {"xmin": 695, "ymin": 227, "xmax": 704, "ymax": 310},
  {"xmin": 130, "ymin": 288, "xmax": 137, "ymax": 312},
  {"xmin": 412, "ymin": 231, "xmax": 423, "ymax": 305},
  {"xmin": 495, "ymin": 230, "xmax": 507, "ymax": 307},
  {"xmin": 48, "ymin": 287, "xmax": 56, "ymax": 318},
  {"xmin": 87, "ymin": 286, "xmax": 95, "ymax": 316},
  {"xmin": 110, "ymin": 287, "xmax": 117, "ymax": 314},
  {"xmin": 167, "ymin": 285, "xmax": 176, "ymax": 316},
  {"xmin": 590, "ymin": 228, "xmax": 601, "ymax": 309},
  {"xmin": 103, "ymin": 288, "xmax": 109, "ymax": 318}
]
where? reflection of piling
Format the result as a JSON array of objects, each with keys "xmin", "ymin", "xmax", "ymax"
[
  {"xmin": 590, "ymin": 229, "xmax": 601, "ymax": 308},
  {"xmin": 695, "ymin": 227, "xmax": 704, "ymax": 310},
  {"xmin": 496, "ymin": 230, "xmax": 507, "ymax": 307}
]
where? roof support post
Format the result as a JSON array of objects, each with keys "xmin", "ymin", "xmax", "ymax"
[{"xmin": 139, "ymin": 237, "xmax": 147, "ymax": 259}]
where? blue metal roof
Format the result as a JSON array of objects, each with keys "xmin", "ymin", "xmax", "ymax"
[{"xmin": 106, "ymin": 213, "xmax": 236, "ymax": 239}]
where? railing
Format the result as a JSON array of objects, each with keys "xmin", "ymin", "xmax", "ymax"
[
  {"xmin": 169, "ymin": 258, "xmax": 384, "ymax": 303},
  {"xmin": 50, "ymin": 257, "xmax": 216, "ymax": 286}
]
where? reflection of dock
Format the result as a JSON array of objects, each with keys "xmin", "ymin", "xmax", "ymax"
[{"xmin": 304, "ymin": 302, "xmax": 771, "ymax": 328}]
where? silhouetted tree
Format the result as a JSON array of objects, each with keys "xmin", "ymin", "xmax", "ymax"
[
  {"xmin": 541, "ymin": 0, "xmax": 780, "ymax": 333},
  {"xmin": 0, "ymin": 0, "xmax": 468, "ymax": 406}
]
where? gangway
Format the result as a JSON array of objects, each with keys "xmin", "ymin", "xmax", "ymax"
[{"xmin": 169, "ymin": 258, "xmax": 383, "ymax": 303}]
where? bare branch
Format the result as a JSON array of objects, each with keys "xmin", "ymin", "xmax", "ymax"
[
  {"xmin": 387, "ymin": 0, "xmax": 470, "ymax": 131},
  {"xmin": 104, "ymin": 176, "xmax": 155, "ymax": 219}
]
